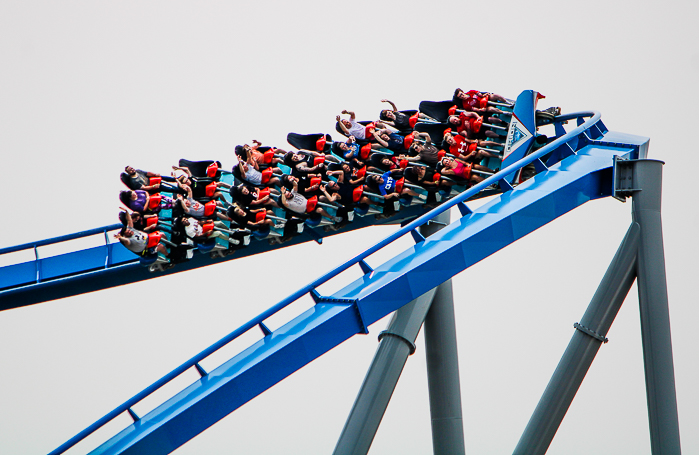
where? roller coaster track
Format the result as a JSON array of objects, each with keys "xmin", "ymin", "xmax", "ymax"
[{"xmin": 44, "ymin": 111, "xmax": 649, "ymax": 454}]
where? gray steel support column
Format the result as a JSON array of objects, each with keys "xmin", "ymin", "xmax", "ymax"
[
  {"xmin": 332, "ymin": 288, "xmax": 438, "ymax": 455},
  {"xmin": 423, "ymin": 277, "xmax": 466, "ymax": 455},
  {"xmin": 632, "ymin": 160, "xmax": 681, "ymax": 454},
  {"xmin": 513, "ymin": 221, "xmax": 641, "ymax": 455},
  {"xmin": 333, "ymin": 212, "xmax": 451, "ymax": 455},
  {"xmin": 421, "ymin": 211, "xmax": 466, "ymax": 455}
]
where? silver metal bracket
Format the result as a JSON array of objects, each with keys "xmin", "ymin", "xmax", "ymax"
[{"xmin": 612, "ymin": 156, "xmax": 642, "ymax": 202}]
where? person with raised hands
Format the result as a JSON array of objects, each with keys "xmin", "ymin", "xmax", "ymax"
[{"xmin": 336, "ymin": 109, "xmax": 375, "ymax": 141}]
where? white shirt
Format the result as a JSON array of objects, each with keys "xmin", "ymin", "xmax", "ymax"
[
  {"xmin": 348, "ymin": 119, "xmax": 367, "ymax": 140},
  {"xmin": 184, "ymin": 218, "xmax": 204, "ymax": 238}
]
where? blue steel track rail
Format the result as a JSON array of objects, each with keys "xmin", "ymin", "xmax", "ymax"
[{"xmin": 49, "ymin": 111, "xmax": 648, "ymax": 454}]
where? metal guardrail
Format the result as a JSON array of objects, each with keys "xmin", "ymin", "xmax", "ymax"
[
  {"xmin": 0, "ymin": 224, "xmax": 123, "ymax": 256},
  {"xmin": 51, "ymin": 111, "xmax": 605, "ymax": 455},
  {"xmin": 0, "ymin": 224, "xmax": 133, "ymax": 291}
]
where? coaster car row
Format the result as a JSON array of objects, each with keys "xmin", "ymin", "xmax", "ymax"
[{"xmin": 114, "ymin": 89, "xmax": 558, "ymax": 271}]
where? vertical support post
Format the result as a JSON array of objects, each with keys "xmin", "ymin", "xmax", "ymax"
[
  {"xmin": 423, "ymin": 278, "xmax": 466, "ymax": 455},
  {"xmin": 631, "ymin": 160, "xmax": 681, "ymax": 454},
  {"xmin": 104, "ymin": 228, "xmax": 112, "ymax": 268},
  {"xmin": 513, "ymin": 222, "xmax": 640, "ymax": 455},
  {"xmin": 422, "ymin": 211, "xmax": 466, "ymax": 455},
  {"xmin": 34, "ymin": 245, "xmax": 41, "ymax": 283},
  {"xmin": 333, "ymin": 212, "xmax": 452, "ymax": 455}
]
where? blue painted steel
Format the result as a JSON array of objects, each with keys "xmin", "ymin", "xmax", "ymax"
[
  {"xmin": 0, "ymin": 224, "xmax": 136, "ymax": 298},
  {"xmin": 457, "ymin": 202, "xmax": 472, "ymax": 216},
  {"xmin": 0, "ymin": 261, "xmax": 36, "ymax": 289},
  {"xmin": 49, "ymin": 111, "xmax": 649, "ymax": 455},
  {"xmin": 358, "ymin": 259, "xmax": 373, "ymax": 274}
]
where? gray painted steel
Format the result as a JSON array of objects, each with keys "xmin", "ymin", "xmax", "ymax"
[
  {"xmin": 513, "ymin": 222, "xmax": 640, "ymax": 454},
  {"xmin": 333, "ymin": 212, "xmax": 465, "ymax": 455},
  {"xmin": 632, "ymin": 160, "xmax": 681, "ymax": 454},
  {"xmin": 424, "ymin": 278, "xmax": 466, "ymax": 455},
  {"xmin": 422, "ymin": 212, "xmax": 466, "ymax": 455},
  {"xmin": 514, "ymin": 159, "xmax": 681, "ymax": 454},
  {"xmin": 332, "ymin": 288, "xmax": 437, "ymax": 455}
]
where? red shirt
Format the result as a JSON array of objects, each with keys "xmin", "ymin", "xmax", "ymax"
[
  {"xmin": 448, "ymin": 135, "xmax": 470, "ymax": 157},
  {"xmin": 456, "ymin": 112, "xmax": 480, "ymax": 135}
]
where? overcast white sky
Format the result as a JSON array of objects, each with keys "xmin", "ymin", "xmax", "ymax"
[{"xmin": 1, "ymin": 1, "xmax": 698, "ymax": 454}]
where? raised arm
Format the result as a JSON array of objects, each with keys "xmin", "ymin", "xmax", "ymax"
[
  {"xmin": 172, "ymin": 165, "xmax": 193, "ymax": 178},
  {"xmin": 320, "ymin": 185, "xmax": 338, "ymax": 203},
  {"xmin": 116, "ymin": 235, "xmax": 131, "ymax": 248},
  {"xmin": 182, "ymin": 183, "xmax": 193, "ymax": 199},
  {"xmin": 383, "ymin": 191, "xmax": 399, "ymax": 200},
  {"xmin": 336, "ymin": 115, "xmax": 350, "ymax": 135},
  {"xmin": 381, "ymin": 99, "xmax": 398, "ymax": 111},
  {"xmin": 246, "ymin": 153, "xmax": 260, "ymax": 170},
  {"xmin": 237, "ymin": 160, "xmax": 247, "ymax": 178},
  {"xmin": 120, "ymin": 209, "xmax": 134, "ymax": 228},
  {"xmin": 413, "ymin": 131, "xmax": 432, "ymax": 144},
  {"xmin": 461, "ymin": 111, "xmax": 480, "ymax": 120},
  {"xmin": 349, "ymin": 175, "xmax": 364, "ymax": 185},
  {"xmin": 372, "ymin": 129, "xmax": 390, "ymax": 148}
]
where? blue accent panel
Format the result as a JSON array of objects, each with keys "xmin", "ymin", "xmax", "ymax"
[
  {"xmin": 515, "ymin": 90, "xmax": 537, "ymax": 136},
  {"xmin": 110, "ymin": 243, "xmax": 138, "ymax": 266},
  {"xmin": 0, "ymin": 261, "xmax": 36, "ymax": 289},
  {"xmin": 40, "ymin": 246, "xmax": 108, "ymax": 280}
]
